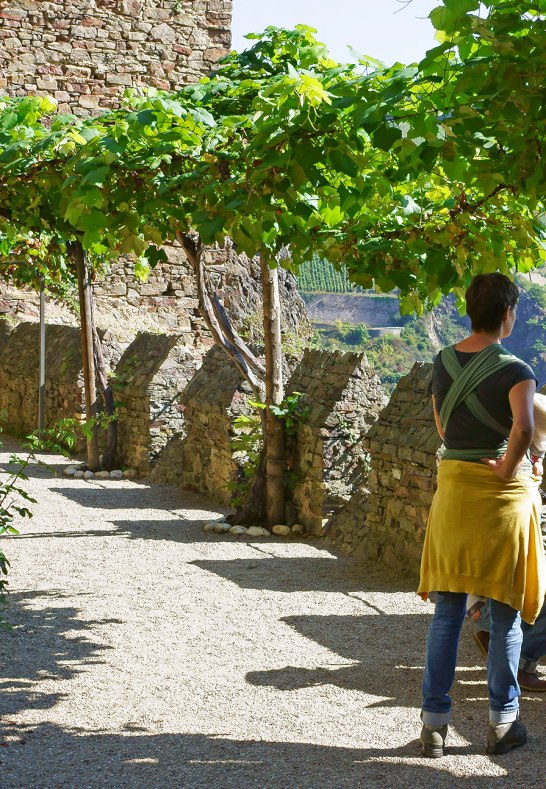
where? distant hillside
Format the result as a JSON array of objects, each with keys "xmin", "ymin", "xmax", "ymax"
[
  {"xmin": 297, "ymin": 260, "xmax": 546, "ymax": 390},
  {"xmin": 303, "ymin": 292, "xmax": 404, "ymax": 328}
]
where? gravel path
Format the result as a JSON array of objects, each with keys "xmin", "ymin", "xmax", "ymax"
[{"xmin": 0, "ymin": 439, "xmax": 544, "ymax": 789}]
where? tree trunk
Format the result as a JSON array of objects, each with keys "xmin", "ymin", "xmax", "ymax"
[
  {"xmin": 225, "ymin": 446, "xmax": 267, "ymax": 526},
  {"xmin": 89, "ymin": 290, "xmax": 117, "ymax": 470},
  {"xmin": 70, "ymin": 241, "xmax": 100, "ymax": 471},
  {"xmin": 176, "ymin": 231, "xmax": 265, "ymax": 399},
  {"xmin": 260, "ymin": 252, "xmax": 285, "ymax": 526},
  {"xmin": 176, "ymin": 232, "xmax": 287, "ymax": 527}
]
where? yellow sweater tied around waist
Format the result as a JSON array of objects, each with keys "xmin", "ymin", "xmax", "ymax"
[{"xmin": 418, "ymin": 460, "xmax": 545, "ymax": 624}]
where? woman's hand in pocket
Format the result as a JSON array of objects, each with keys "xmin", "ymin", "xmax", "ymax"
[{"xmin": 481, "ymin": 454, "xmax": 521, "ymax": 482}]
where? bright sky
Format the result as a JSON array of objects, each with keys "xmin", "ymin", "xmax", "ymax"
[{"xmin": 231, "ymin": 0, "xmax": 440, "ymax": 66}]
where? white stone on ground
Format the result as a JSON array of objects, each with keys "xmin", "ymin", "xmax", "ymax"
[
  {"xmin": 272, "ymin": 524, "xmax": 291, "ymax": 536},
  {"xmin": 229, "ymin": 525, "xmax": 247, "ymax": 536},
  {"xmin": 246, "ymin": 525, "xmax": 270, "ymax": 537},
  {"xmin": 73, "ymin": 470, "xmax": 85, "ymax": 478},
  {"xmin": 63, "ymin": 465, "xmax": 80, "ymax": 477},
  {"xmin": 213, "ymin": 522, "xmax": 231, "ymax": 533},
  {"xmin": 83, "ymin": 470, "xmax": 95, "ymax": 480},
  {"xmin": 110, "ymin": 469, "xmax": 124, "ymax": 479}
]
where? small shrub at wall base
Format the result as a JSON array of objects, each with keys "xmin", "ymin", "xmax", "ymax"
[
  {"xmin": 228, "ymin": 393, "xmax": 310, "ymax": 511},
  {"xmin": 26, "ymin": 412, "xmax": 117, "ymax": 458},
  {"xmin": 228, "ymin": 410, "xmax": 264, "ymax": 508}
]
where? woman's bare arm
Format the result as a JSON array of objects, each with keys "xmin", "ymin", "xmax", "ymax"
[
  {"xmin": 482, "ymin": 379, "xmax": 535, "ymax": 481},
  {"xmin": 432, "ymin": 395, "xmax": 445, "ymax": 441}
]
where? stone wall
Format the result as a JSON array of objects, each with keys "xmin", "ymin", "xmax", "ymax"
[
  {"xmin": 149, "ymin": 347, "xmax": 388, "ymax": 529},
  {"xmin": 90, "ymin": 242, "xmax": 311, "ymax": 346},
  {"xmin": 0, "ymin": 321, "xmax": 85, "ymax": 444},
  {"xmin": 328, "ymin": 362, "xmax": 441, "ymax": 573},
  {"xmin": 0, "ymin": 321, "xmax": 204, "ymax": 469},
  {"xmin": 0, "ymin": 316, "xmax": 12, "ymax": 353},
  {"xmin": 286, "ymin": 349, "xmax": 387, "ymax": 534},
  {"xmin": 0, "ymin": 0, "xmax": 232, "ymax": 114},
  {"xmin": 113, "ymin": 331, "xmax": 197, "ymax": 471},
  {"xmin": 152, "ymin": 345, "xmax": 250, "ymax": 502},
  {"xmin": 0, "ymin": 284, "xmax": 72, "ymax": 325},
  {"xmin": 0, "ymin": 243, "xmax": 311, "ymax": 367},
  {"xmin": 0, "ymin": 321, "xmax": 448, "ymax": 579}
]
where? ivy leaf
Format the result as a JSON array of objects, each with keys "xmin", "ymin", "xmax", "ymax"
[
  {"xmin": 400, "ymin": 292, "xmax": 424, "ymax": 315},
  {"xmin": 373, "ymin": 124, "xmax": 402, "ymax": 152},
  {"xmin": 79, "ymin": 127, "xmax": 101, "ymax": 142},
  {"xmin": 328, "ymin": 149, "xmax": 358, "ymax": 177},
  {"xmin": 198, "ymin": 214, "xmax": 225, "ymax": 244},
  {"xmin": 80, "ymin": 187, "xmax": 104, "ymax": 209},
  {"xmin": 101, "ymin": 137, "xmax": 126, "ymax": 155},
  {"xmin": 81, "ymin": 166, "xmax": 109, "ymax": 186},
  {"xmin": 134, "ymin": 257, "xmax": 151, "ymax": 281},
  {"xmin": 136, "ymin": 109, "xmax": 156, "ymax": 126},
  {"xmin": 443, "ymin": 0, "xmax": 480, "ymax": 17},
  {"xmin": 144, "ymin": 245, "xmax": 168, "ymax": 268},
  {"xmin": 64, "ymin": 202, "xmax": 84, "ymax": 226},
  {"xmin": 0, "ymin": 111, "xmax": 17, "ymax": 131},
  {"xmin": 189, "ymin": 107, "xmax": 216, "ymax": 127},
  {"xmin": 143, "ymin": 224, "xmax": 164, "ymax": 246},
  {"xmin": 119, "ymin": 235, "xmax": 148, "ymax": 256}
]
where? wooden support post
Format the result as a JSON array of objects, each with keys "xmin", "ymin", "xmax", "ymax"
[
  {"xmin": 260, "ymin": 252, "xmax": 285, "ymax": 526},
  {"xmin": 70, "ymin": 241, "xmax": 100, "ymax": 471}
]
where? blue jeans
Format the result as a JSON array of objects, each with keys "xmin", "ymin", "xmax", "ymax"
[
  {"xmin": 422, "ymin": 592, "xmax": 522, "ymax": 726},
  {"xmin": 477, "ymin": 597, "xmax": 546, "ymax": 672},
  {"xmin": 521, "ymin": 601, "xmax": 546, "ymax": 671}
]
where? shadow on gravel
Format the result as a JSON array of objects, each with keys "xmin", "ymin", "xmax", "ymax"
[
  {"xmin": 246, "ymin": 612, "xmax": 431, "ymax": 702},
  {"xmin": 49, "ymin": 486, "xmax": 212, "ymax": 513},
  {"xmin": 0, "ymin": 590, "xmax": 118, "ymax": 719},
  {"xmin": 0, "ymin": 456, "xmax": 71, "ymax": 481},
  {"xmin": 189, "ymin": 557, "xmax": 415, "ymax": 593},
  {"xmin": 10, "ymin": 519, "xmax": 229, "ymax": 543},
  {"xmin": 244, "ymin": 612, "xmax": 442, "ymax": 717},
  {"xmin": 50, "ymin": 480, "xmax": 185, "ymax": 510},
  {"xmin": 0, "ymin": 723, "xmax": 544, "ymax": 789}
]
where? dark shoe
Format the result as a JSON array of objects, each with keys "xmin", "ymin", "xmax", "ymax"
[
  {"xmin": 473, "ymin": 629, "xmax": 490, "ymax": 658},
  {"xmin": 420, "ymin": 723, "xmax": 448, "ymax": 758},
  {"xmin": 486, "ymin": 718, "xmax": 527, "ymax": 755},
  {"xmin": 518, "ymin": 669, "xmax": 546, "ymax": 692}
]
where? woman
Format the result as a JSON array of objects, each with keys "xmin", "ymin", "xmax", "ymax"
[{"xmin": 418, "ymin": 273, "xmax": 545, "ymax": 757}]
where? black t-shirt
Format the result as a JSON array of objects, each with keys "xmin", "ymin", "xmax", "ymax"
[{"xmin": 429, "ymin": 348, "xmax": 538, "ymax": 452}]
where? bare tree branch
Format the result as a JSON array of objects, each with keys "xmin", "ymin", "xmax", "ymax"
[
  {"xmin": 176, "ymin": 230, "xmax": 265, "ymax": 399},
  {"xmin": 211, "ymin": 293, "xmax": 266, "ymax": 377}
]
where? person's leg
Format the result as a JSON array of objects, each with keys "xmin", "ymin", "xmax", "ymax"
[
  {"xmin": 518, "ymin": 596, "xmax": 546, "ymax": 690},
  {"xmin": 487, "ymin": 599, "xmax": 521, "ymax": 722},
  {"xmin": 473, "ymin": 597, "xmax": 546, "ymax": 690},
  {"xmin": 422, "ymin": 591, "xmax": 467, "ymax": 725},
  {"xmin": 474, "ymin": 600, "xmax": 491, "ymax": 631},
  {"xmin": 470, "ymin": 599, "xmax": 491, "ymax": 656},
  {"xmin": 520, "ymin": 596, "xmax": 546, "ymax": 671},
  {"xmin": 486, "ymin": 599, "xmax": 527, "ymax": 754}
]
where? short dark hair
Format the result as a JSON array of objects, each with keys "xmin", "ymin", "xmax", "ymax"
[{"xmin": 465, "ymin": 273, "xmax": 519, "ymax": 333}]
